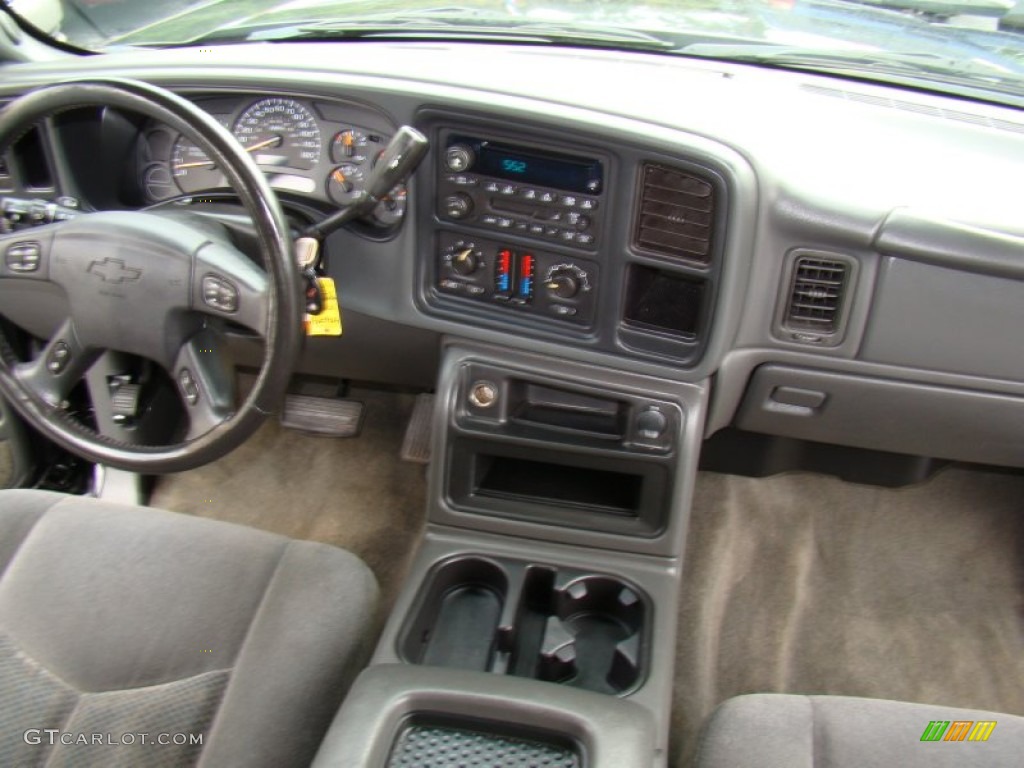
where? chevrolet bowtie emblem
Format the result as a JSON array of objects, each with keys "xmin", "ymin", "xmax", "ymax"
[{"xmin": 87, "ymin": 258, "xmax": 142, "ymax": 284}]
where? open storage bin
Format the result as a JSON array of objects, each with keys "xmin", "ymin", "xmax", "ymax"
[
  {"xmin": 399, "ymin": 555, "xmax": 650, "ymax": 696},
  {"xmin": 387, "ymin": 715, "xmax": 581, "ymax": 768}
]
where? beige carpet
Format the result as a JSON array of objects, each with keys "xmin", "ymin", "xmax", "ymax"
[
  {"xmin": 672, "ymin": 467, "xmax": 1024, "ymax": 766},
  {"xmin": 149, "ymin": 388, "xmax": 429, "ymax": 614},
  {"xmin": 0, "ymin": 442, "xmax": 12, "ymax": 489},
  {"xmin": 151, "ymin": 406, "xmax": 1024, "ymax": 764}
]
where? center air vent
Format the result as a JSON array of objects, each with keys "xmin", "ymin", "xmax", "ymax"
[
  {"xmin": 783, "ymin": 255, "xmax": 851, "ymax": 341},
  {"xmin": 633, "ymin": 164, "xmax": 714, "ymax": 264}
]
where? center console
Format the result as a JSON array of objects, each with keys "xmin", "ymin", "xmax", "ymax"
[
  {"xmin": 315, "ymin": 112, "xmax": 725, "ymax": 768},
  {"xmin": 310, "ymin": 342, "xmax": 707, "ymax": 767}
]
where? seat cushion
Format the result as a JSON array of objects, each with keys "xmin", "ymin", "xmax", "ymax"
[
  {"xmin": 695, "ymin": 693, "xmax": 1024, "ymax": 768},
  {"xmin": 0, "ymin": 489, "xmax": 379, "ymax": 767}
]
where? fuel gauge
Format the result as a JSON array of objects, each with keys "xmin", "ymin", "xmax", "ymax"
[{"xmin": 327, "ymin": 164, "xmax": 364, "ymax": 206}]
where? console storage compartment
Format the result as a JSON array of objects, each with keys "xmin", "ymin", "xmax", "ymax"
[
  {"xmin": 399, "ymin": 555, "xmax": 650, "ymax": 696},
  {"xmin": 311, "ymin": 665, "xmax": 658, "ymax": 768}
]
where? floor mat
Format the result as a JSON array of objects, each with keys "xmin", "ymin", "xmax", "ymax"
[
  {"xmin": 672, "ymin": 466, "xmax": 1024, "ymax": 766},
  {"xmin": 150, "ymin": 388, "xmax": 428, "ymax": 614}
]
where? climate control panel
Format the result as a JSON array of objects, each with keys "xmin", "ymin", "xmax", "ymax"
[{"xmin": 435, "ymin": 232, "xmax": 598, "ymax": 326}]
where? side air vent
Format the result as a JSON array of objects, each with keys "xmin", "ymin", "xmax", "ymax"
[
  {"xmin": 633, "ymin": 163, "xmax": 714, "ymax": 264},
  {"xmin": 782, "ymin": 254, "xmax": 853, "ymax": 342}
]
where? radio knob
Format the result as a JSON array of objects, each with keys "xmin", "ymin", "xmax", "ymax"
[
  {"xmin": 443, "ymin": 193, "xmax": 473, "ymax": 220},
  {"xmin": 445, "ymin": 145, "xmax": 475, "ymax": 173},
  {"xmin": 546, "ymin": 274, "xmax": 580, "ymax": 300},
  {"xmin": 451, "ymin": 248, "xmax": 480, "ymax": 276}
]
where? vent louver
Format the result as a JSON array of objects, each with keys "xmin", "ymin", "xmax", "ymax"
[
  {"xmin": 785, "ymin": 257, "xmax": 848, "ymax": 333},
  {"xmin": 634, "ymin": 164, "xmax": 714, "ymax": 264}
]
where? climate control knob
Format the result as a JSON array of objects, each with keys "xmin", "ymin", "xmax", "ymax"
[
  {"xmin": 451, "ymin": 247, "xmax": 480, "ymax": 276},
  {"xmin": 546, "ymin": 274, "xmax": 580, "ymax": 300},
  {"xmin": 443, "ymin": 193, "xmax": 474, "ymax": 220}
]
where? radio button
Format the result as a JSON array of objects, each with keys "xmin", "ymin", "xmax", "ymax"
[
  {"xmin": 561, "ymin": 195, "xmax": 578, "ymax": 207},
  {"xmin": 484, "ymin": 181, "xmax": 500, "ymax": 193},
  {"xmin": 445, "ymin": 145, "xmax": 474, "ymax": 172},
  {"xmin": 580, "ymin": 198, "xmax": 598, "ymax": 211},
  {"xmin": 496, "ymin": 217, "xmax": 513, "ymax": 229},
  {"xmin": 576, "ymin": 233, "xmax": 595, "ymax": 246},
  {"xmin": 560, "ymin": 230, "xmax": 577, "ymax": 242},
  {"xmin": 500, "ymin": 184, "xmax": 516, "ymax": 195},
  {"xmin": 443, "ymin": 193, "xmax": 474, "ymax": 220},
  {"xmin": 528, "ymin": 224, "xmax": 545, "ymax": 235},
  {"xmin": 539, "ymin": 192, "xmax": 557, "ymax": 203},
  {"xmin": 481, "ymin": 215, "xmax": 498, "ymax": 226},
  {"xmin": 543, "ymin": 226, "xmax": 560, "ymax": 238},
  {"xmin": 520, "ymin": 188, "xmax": 538, "ymax": 200}
]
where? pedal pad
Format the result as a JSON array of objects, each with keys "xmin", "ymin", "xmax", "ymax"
[
  {"xmin": 280, "ymin": 394, "xmax": 363, "ymax": 437},
  {"xmin": 400, "ymin": 393, "xmax": 435, "ymax": 464}
]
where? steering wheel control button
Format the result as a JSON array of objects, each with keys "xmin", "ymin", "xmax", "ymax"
[
  {"xmin": 178, "ymin": 369, "xmax": 200, "ymax": 405},
  {"xmin": 469, "ymin": 380, "xmax": 499, "ymax": 409},
  {"xmin": 201, "ymin": 275, "xmax": 239, "ymax": 313},
  {"xmin": 46, "ymin": 341, "xmax": 71, "ymax": 374},
  {"xmin": 5, "ymin": 241, "xmax": 41, "ymax": 272}
]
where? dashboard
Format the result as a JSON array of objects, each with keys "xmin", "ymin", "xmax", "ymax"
[
  {"xmin": 139, "ymin": 93, "xmax": 407, "ymax": 227},
  {"xmin": 0, "ymin": 40, "xmax": 1022, "ymax": 470}
]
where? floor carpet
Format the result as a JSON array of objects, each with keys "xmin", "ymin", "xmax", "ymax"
[
  {"xmin": 149, "ymin": 388, "xmax": 429, "ymax": 616},
  {"xmin": 672, "ymin": 466, "xmax": 1024, "ymax": 766}
]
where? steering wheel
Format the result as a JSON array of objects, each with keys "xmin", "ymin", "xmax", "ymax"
[{"xmin": 0, "ymin": 79, "xmax": 302, "ymax": 473}]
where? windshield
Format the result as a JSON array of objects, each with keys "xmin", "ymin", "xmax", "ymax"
[{"xmin": 5, "ymin": 0, "xmax": 1024, "ymax": 106}]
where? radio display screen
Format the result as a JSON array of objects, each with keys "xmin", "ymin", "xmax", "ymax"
[{"xmin": 453, "ymin": 136, "xmax": 603, "ymax": 194}]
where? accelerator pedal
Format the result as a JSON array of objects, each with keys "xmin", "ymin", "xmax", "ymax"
[
  {"xmin": 400, "ymin": 393, "xmax": 435, "ymax": 464},
  {"xmin": 280, "ymin": 394, "xmax": 363, "ymax": 437}
]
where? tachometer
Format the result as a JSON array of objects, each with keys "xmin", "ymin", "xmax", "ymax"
[
  {"xmin": 171, "ymin": 135, "xmax": 225, "ymax": 193},
  {"xmin": 233, "ymin": 98, "xmax": 322, "ymax": 171}
]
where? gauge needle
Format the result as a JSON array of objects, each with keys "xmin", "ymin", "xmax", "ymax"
[
  {"xmin": 175, "ymin": 135, "xmax": 280, "ymax": 170},
  {"xmin": 245, "ymin": 135, "xmax": 283, "ymax": 153},
  {"xmin": 175, "ymin": 159, "xmax": 216, "ymax": 169}
]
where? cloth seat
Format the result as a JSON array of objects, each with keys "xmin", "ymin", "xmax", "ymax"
[
  {"xmin": 0, "ymin": 489, "xmax": 378, "ymax": 767},
  {"xmin": 695, "ymin": 693, "xmax": 1024, "ymax": 768}
]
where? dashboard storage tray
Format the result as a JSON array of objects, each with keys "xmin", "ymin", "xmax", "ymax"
[{"xmin": 399, "ymin": 556, "xmax": 649, "ymax": 695}]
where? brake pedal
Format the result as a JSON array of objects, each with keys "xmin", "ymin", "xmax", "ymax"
[
  {"xmin": 400, "ymin": 393, "xmax": 435, "ymax": 464},
  {"xmin": 280, "ymin": 394, "xmax": 363, "ymax": 437}
]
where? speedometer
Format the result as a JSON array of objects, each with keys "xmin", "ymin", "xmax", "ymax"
[{"xmin": 233, "ymin": 98, "xmax": 322, "ymax": 171}]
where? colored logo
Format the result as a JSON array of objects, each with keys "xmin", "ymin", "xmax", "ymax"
[{"xmin": 920, "ymin": 720, "xmax": 997, "ymax": 742}]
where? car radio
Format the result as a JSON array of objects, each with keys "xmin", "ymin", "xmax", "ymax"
[{"xmin": 436, "ymin": 135, "xmax": 604, "ymax": 252}]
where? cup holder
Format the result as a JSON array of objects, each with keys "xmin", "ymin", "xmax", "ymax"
[
  {"xmin": 535, "ymin": 576, "xmax": 643, "ymax": 694},
  {"xmin": 399, "ymin": 557, "xmax": 508, "ymax": 671},
  {"xmin": 399, "ymin": 556, "xmax": 649, "ymax": 696}
]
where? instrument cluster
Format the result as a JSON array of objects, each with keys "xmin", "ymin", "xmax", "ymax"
[{"xmin": 139, "ymin": 94, "xmax": 407, "ymax": 225}]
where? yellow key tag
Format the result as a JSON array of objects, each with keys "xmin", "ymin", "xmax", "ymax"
[{"xmin": 305, "ymin": 277, "xmax": 343, "ymax": 336}]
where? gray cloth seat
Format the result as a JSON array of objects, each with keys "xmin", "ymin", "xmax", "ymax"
[
  {"xmin": 695, "ymin": 693, "xmax": 1024, "ymax": 768},
  {"xmin": 0, "ymin": 489, "xmax": 379, "ymax": 767}
]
